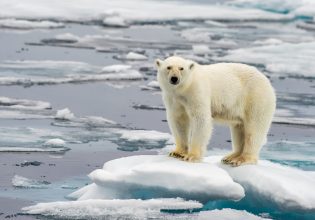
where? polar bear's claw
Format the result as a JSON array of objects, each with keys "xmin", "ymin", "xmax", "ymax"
[{"xmin": 169, "ymin": 151, "xmax": 185, "ymax": 159}]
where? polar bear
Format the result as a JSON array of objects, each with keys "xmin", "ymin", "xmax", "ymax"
[{"xmin": 155, "ymin": 56, "xmax": 276, "ymax": 166}]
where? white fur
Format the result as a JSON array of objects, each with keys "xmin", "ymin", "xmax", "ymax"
[{"xmin": 155, "ymin": 56, "xmax": 276, "ymax": 166}]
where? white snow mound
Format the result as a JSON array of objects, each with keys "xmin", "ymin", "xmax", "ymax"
[
  {"xmin": 69, "ymin": 155, "xmax": 245, "ymax": 202},
  {"xmin": 205, "ymin": 156, "xmax": 315, "ymax": 211}
]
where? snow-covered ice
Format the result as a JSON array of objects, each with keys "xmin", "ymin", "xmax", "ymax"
[
  {"xmin": 0, "ymin": 19, "xmax": 64, "ymax": 29},
  {"xmin": 0, "ymin": 96, "xmax": 51, "ymax": 111},
  {"xmin": 68, "ymin": 154, "xmax": 315, "ymax": 212},
  {"xmin": 198, "ymin": 208, "xmax": 269, "ymax": 220},
  {"xmin": 12, "ymin": 175, "xmax": 50, "ymax": 189},
  {"xmin": 55, "ymin": 108, "xmax": 75, "ymax": 120},
  {"xmin": 0, "ymin": 60, "xmax": 143, "ymax": 86},
  {"xmin": 205, "ymin": 156, "xmax": 315, "ymax": 211},
  {"xmin": 69, "ymin": 155, "xmax": 245, "ymax": 202},
  {"xmin": 192, "ymin": 45, "xmax": 211, "ymax": 55},
  {"xmin": 125, "ymin": 52, "xmax": 148, "ymax": 60},
  {"xmin": 215, "ymin": 42, "xmax": 315, "ymax": 78},
  {"xmin": 230, "ymin": 0, "xmax": 315, "ymax": 19},
  {"xmin": 0, "ymin": 0, "xmax": 293, "ymax": 24},
  {"xmin": 22, "ymin": 198, "xmax": 202, "ymax": 220},
  {"xmin": 43, "ymin": 138, "xmax": 66, "ymax": 148}
]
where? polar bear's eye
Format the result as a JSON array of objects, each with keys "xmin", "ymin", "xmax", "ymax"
[
  {"xmin": 179, "ymin": 67, "xmax": 184, "ymax": 71},
  {"xmin": 167, "ymin": 66, "xmax": 172, "ymax": 70}
]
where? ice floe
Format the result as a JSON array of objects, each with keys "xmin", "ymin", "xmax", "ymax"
[
  {"xmin": 55, "ymin": 108, "xmax": 75, "ymax": 120},
  {"xmin": 215, "ymin": 42, "xmax": 315, "ymax": 78},
  {"xmin": 192, "ymin": 45, "xmax": 211, "ymax": 55},
  {"xmin": 12, "ymin": 175, "xmax": 50, "ymax": 189},
  {"xmin": 0, "ymin": 127, "xmax": 70, "ymax": 153},
  {"xmin": 0, "ymin": 96, "xmax": 51, "ymax": 111},
  {"xmin": 140, "ymin": 80, "xmax": 161, "ymax": 91},
  {"xmin": 0, "ymin": 0, "xmax": 292, "ymax": 24},
  {"xmin": 125, "ymin": 52, "xmax": 148, "ymax": 60},
  {"xmin": 22, "ymin": 198, "xmax": 202, "ymax": 220},
  {"xmin": 205, "ymin": 156, "xmax": 315, "ymax": 212},
  {"xmin": 0, "ymin": 60, "xmax": 143, "ymax": 86},
  {"xmin": 198, "ymin": 208, "xmax": 269, "ymax": 220},
  {"xmin": 230, "ymin": 0, "xmax": 315, "ymax": 19},
  {"xmin": 0, "ymin": 19, "xmax": 64, "ymax": 29},
  {"xmin": 69, "ymin": 155, "xmax": 245, "ymax": 202},
  {"xmin": 69, "ymin": 154, "xmax": 315, "ymax": 212},
  {"xmin": 43, "ymin": 138, "xmax": 66, "ymax": 147}
]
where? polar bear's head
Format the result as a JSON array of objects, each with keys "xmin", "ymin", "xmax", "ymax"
[{"xmin": 155, "ymin": 56, "xmax": 195, "ymax": 90}]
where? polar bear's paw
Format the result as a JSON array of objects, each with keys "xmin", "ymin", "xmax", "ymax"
[
  {"xmin": 183, "ymin": 153, "xmax": 201, "ymax": 162},
  {"xmin": 221, "ymin": 152, "xmax": 241, "ymax": 164},
  {"xmin": 229, "ymin": 154, "xmax": 258, "ymax": 167},
  {"xmin": 169, "ymin": 151, "xmax": 185, "ymax": 159}
]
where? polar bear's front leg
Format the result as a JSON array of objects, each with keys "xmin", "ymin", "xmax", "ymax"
[
  {"xmin": 166, "ymin": 109, "xmax": 189, "ymax": 159},
  {"xmin": 185, "ymin": 111, "xmax": 212, "ymax": 162}
]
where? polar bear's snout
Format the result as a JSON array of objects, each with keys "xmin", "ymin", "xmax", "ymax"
[{"xmin": 170, "ymin": 76, "xmax": 179, "ymax": 85}]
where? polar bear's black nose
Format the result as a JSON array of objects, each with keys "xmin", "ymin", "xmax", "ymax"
[{"xmin": 170, "ymin": 76, "xmax": 179, "ymax": 85}]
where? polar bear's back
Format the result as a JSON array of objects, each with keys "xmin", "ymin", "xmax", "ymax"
[{"xmin": 198, "ymin": 62, "xmax": 275, "ymax": 123}]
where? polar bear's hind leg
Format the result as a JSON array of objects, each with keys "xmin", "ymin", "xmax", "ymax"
[{"xmin": 222, "ymin": 124, "xmax": 244, "ymax": 164}]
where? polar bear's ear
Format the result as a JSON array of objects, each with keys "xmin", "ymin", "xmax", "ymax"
[
  {"xmin": 155, "ymin": 59, "xmax": 163, "ymax": 69},
  {"xmin": 189, "ymin": 63, "xmax": 195, "ymax": 70}
]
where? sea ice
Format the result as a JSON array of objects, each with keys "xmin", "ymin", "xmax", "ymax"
[
  {"xmin": 55, "ymin": 108, "xmax": 75, "ymax": 120},
  {"xmin": 192, "ymin": 45, "xmax": 211, "ymax": 55},
  {"xmin": 215, "ymin": 42, "xmax": 315, "ymax": 78},
  {"xmin": 22, "ymin": 198, "xmax": 202, "ymax": 220},
  {"xmin": 198, "ymin": 208, "xmax": 269, "ymax": 220},
  {"xmin": 0, "ymin": 0, "xmax": 292, "ymax": 24},
  {"xmin": 0, "ymin": 19, "xmax": 64, "ymax": 29},
  {"xmin": 0, "ymin": 60, "xmax": 143, "ymax": 86},
  {"xmin": 0, "ymin": 96, "xmax": 51, "ymax": 111},
  {"xmin": 69, "ymin": 155, "xmax": 245, "ymax": 202},
  {"xmin": 43, "ymin": 138, "xmax": 66, "ymax": 147},
  {"xmin": 204, "ymin": 156, "xmax": 315, "ymax": 211},
  {"xmin": 101, "ymin": 64, "xmax": 132, "ymax": 73},
  {"xmin": 69, "ymin": 154, "xmax": 315, "ymax": 212},
  {"xmin": 126, "ymin": 52, "xmax": 148, "ymax": 60},
  {"xmin": 12, "ymin": 175, "xmax": 50, "ymax": 189}
]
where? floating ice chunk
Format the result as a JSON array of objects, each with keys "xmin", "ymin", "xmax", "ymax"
[
  {"xmin": 54, "ymin": 33, "xmax": 80, "ymax": 42},
  {"xmin": 198, "ymin": 208, "xmax": 269, "ymax": 220},
  {"xmin": 0, "ymin": 19, "xmax": 64, "ymax": 29},
  {"xmin": 0, "ymin": 96, "xmax": 51, "ymax": 110},
  {"xmin": 0, "ymin": 147, "xmax": 69, "ymax": 152},
  {"xmin": 204, "ymin": 156, "xmax": 315, "ymax": 211},
  {"xmin": 0, "ymin": 60, "xmax": 142, "ymax": 86},
  {"xmin": 192, "ymin": 45, "xmax": 211, "ymax": 55},
  {"xmin": 22, "ymin": 198, "xmax": 202, "ymax": 220},
  {"xmin": 132, "ymin": 104, "xmax": 165, "ymax": 111},
  {"xmin": 70, "ymin": 155, "xmax": 245, "ymax": 202},
  {"xmin": 55, "ymin": 108, "xmax": 75, "ymax": 120},
  {"xmin": 101, "ymin": 64, "xmax": 132, "ymax": 73},
  {"xmin": 181, "ymin": 28, "xmax": 211, "ymax": 43},
  {"xmin": 126, "ymin": 52, "xmax": 148, "ymax": 60},
  {"xmin": 12, "ymin": 175, "xmax": 50, "ymax": 188},
  {"xmin": 103, "ymin": 16, "xmax": 128, "ymax": 27},
  {"xmin": 148, "ymin": 80, "xmax": 160, "ymax": 89},
  {"xmin": 229, "ymin": 0, "xmax": 315, "ymax": 19},
  {"xmin": 297, "ymin": 21, "xmax": 315, "ymax": 31},
  {"xmin": 215, "ymin": 42, "xmax": 315, "ymax": 78},
  {"xmin": 43, "ymin": 138, "xmax": 66, "ymax": 147},
  {"xmin": 0, "ymin": 110, "xmax": 51, "ymax": 119},
  {"xmin": 253, "ymin": 38, "xmax": 283, "ymax": 45},
  {"xmin": 117, "ymin": 130, "xmax": 171, "ymax": 143}
]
